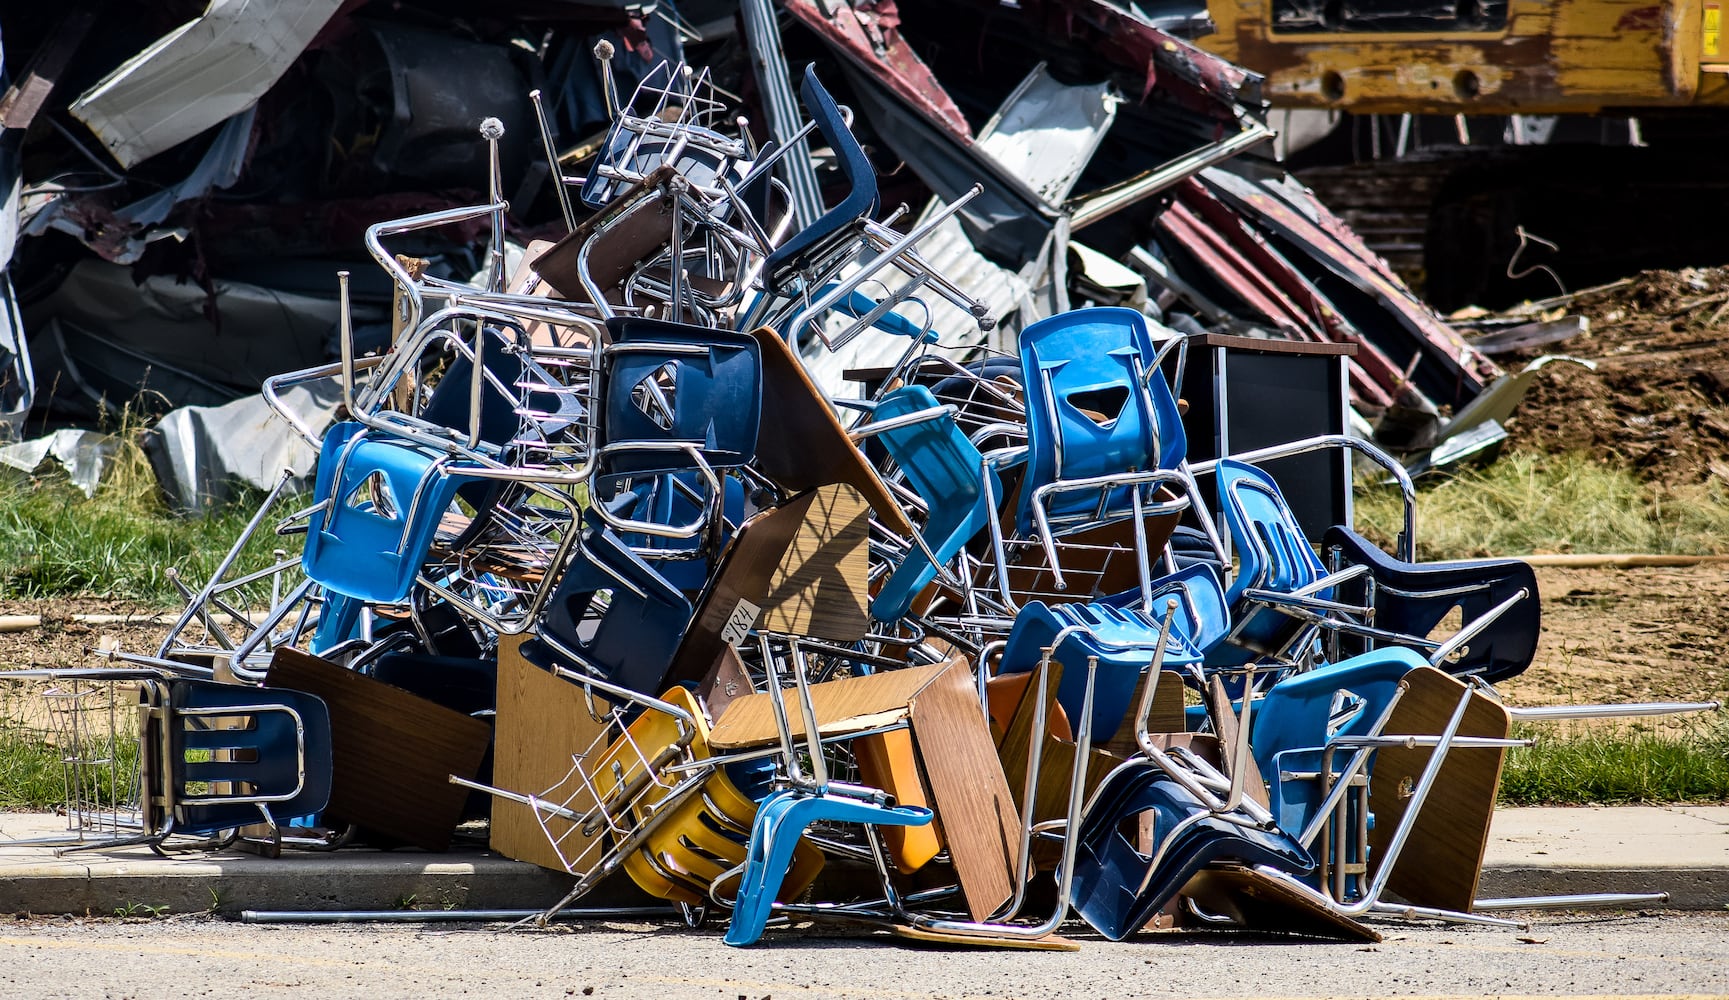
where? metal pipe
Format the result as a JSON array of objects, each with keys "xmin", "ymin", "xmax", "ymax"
[
  {"xmin": 1507, "ymin": 701, "xmax": 1721, "ymax": 720},
  {"xmin": 240, "ymin": 907, "xmax": 677, "ymax": 924},
  {"xmin": 1067, "ymin": 118, "xmax": 1274, "ymax": 230},
  {"xmin": 529, "ymin": 89, "xmax": 578, "ymax": 233},
  {"xmin": 1471, "ymin": 892, "xmax": 1670, "ymax": 911},
  {"xmin": 738, "ymin": 0, "xmax": 823, "ymax": 228}
]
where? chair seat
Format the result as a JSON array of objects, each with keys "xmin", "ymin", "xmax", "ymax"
[
  {"xmin": 1068, "ymin": 762, "xmax": 1313, "ymax": 941},
  {"xmin": 724, "ymin": 790, "xmax": 932, "ymax": 947}
]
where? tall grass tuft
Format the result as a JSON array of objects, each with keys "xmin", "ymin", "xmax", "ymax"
[
  {"xmin": 0, "ymin": 425, "xmax": 284, "ymax": 606},
  {"xmin": 1499, "ymin": 718, "xmax": 1729, "ymax": 805},
  {"xmin": 1356, "ymin": 450, "xmax": 1729, "ymax": 561}
]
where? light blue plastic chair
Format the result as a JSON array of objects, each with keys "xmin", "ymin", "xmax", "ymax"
[
  {"xmin": 302, "ymin": 422, "xmax": 480, "ymax": 604},
  {"xmin": 865, "ymin": 385, "xmax": 1001, "ymax": 624},
  {"xmin": 998, "ymin": 563, "xmax": 1230, "ymax": 739},
  {"xmin": 1249, "ymin": 646, "xmax": 1427, "ymax": 861},
  {"xmin": 1208, "ymin": 458, "xmax": 1336, "ymax": 665},
  {"xmin": 723, "ymin": 790, "xmax": 932, "ymax": 947}
]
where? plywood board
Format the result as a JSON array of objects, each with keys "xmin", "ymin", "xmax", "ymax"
[
  {"xmin": 908, "ymin": 657, "xmax": 1022, "ymax": 923},
  {"xmin": 759, "ymin": 483, "xmax": 870, "ymax": 640},
  {"xmin": 993, "ymin": 659, "xmax": 1122, "ymax": 835},
  {"xmin": 747, "ymin": 326, "xmax": 914, "ymax": 536},
  {"xmin": 265, "ymin": 648, "xmax": 492, "ymax": 852},
  {"xmin": 667, "ymin": 490, "xmax": 810, "ymax": 689},
  {"xmin": 669, "ymin": 485, "xmax": 871, "ymax": 689},
  {"xmin": 707, "ymin": 660, "xmax": 947, "ymax": 750},
  {"xmin": 490, "ymin": 634, "xmax": 615, "ymax": 872},
  {"xmin": 1367, "ymin": 665, "xmax": 1511, "ymax": 913},
  {"xmin": 1102, "ymin": 670, "xmax": 1186, "ymax": 756}
]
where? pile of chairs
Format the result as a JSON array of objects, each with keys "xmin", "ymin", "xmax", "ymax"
[{"xmin": 91, "ymin": 58, "xmax": 1717, "ymax": 947}]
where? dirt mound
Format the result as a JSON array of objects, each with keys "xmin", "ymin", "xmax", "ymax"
[{"xmin": 1501, "ymin": 266, "xmax": 1729, "ymax": 487}]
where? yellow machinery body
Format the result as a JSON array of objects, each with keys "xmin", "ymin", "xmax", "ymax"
[{"xmin": 1200, "ymin": 0, "xmax": 1729, "ymax": 114}]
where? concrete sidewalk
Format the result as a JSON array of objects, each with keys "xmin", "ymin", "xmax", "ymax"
[{"xmin": 0, "ymin": 806, "xmax": 1723, "ymax": 917}]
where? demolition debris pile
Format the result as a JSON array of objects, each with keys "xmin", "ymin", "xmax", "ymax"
[
  {"xmin": 1, "ymin": 0, "xmax": 1720, "ymax": 954},
  {"xmin": 1500, "ymin": 268, "xmax": 1729, "ymax": 489}
]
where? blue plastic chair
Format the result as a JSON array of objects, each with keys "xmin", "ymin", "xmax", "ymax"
[
  {"xmin": 759, "ymin": 67, "xmax": 879, "ymax": 295},
  {"xmin": 723, "ymin": 789, "xmax": 933, "ymax": 947},
  {"xmin": 1068, "ymin": 761, "xmax": 1314, "ymax": 941},
  {"xmin": 1248, "ymin": 646, "xmax": 1427, "ymax": 841},
  {"xmin": 1016, "ymin": 307, "xmax": 1186, "ymax": 535},
  {"xmin": 1210, "ymin": 459, "xmax": 1333, "ymax": 662},
  {"xmin": 302, "ymin": 422, "xmax": 481, "ymax": 604},
  {"xmin": 609, "ymin": 471, "xmax": 746, "ymax": 592},
  {"xmin": 866, "ymin": 385, "xmax": 1002, "ymax": 624},
  {"xmin": 523, "ymin": 513, "xmax": 695, "ymax": 697},
  {"xmin": 162, "ymin": 679, "xmax": 333, "ymax": 842},
  {"xmin": 997, "ymin": 564, "xmax": 1229, "ymax": 739},
  {"xmin": 602, "ymin": 317, "xmax": 762, "ymax": 475}
]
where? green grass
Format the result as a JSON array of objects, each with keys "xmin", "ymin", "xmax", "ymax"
[
  {"xmin": 1356, "ymin": 450, "xmax": 1729, "ymax": 561},
  {"xmin": 0, "ymin": 730, "xmax": 139, "ymax": 811},
  {"xmin": 1499, "ymin": 719, "xmax": 1729, "ymax": 806},
  {"xmin": 0, "ymin": 435, "xmax": 285, "ymax": 606}
]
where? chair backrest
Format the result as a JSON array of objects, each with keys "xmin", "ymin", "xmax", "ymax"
[
  {"xmin": 1016, "ymin": 307, "xmax": 1185, "ymax": 533},
  {"xmin": 533, "ymin": 513, "xmax": 695, "ymax": 696},
  {"xmin": 1211, "ymin": 459, "xmax": 1331, "ymax": 660},
  {"xmin": 761, "ymin": 66, "xmax": 879, "ymax": 292},
  {"xmin": 867, "ymin": 385, "xmax": 1001, "ymax": 623},
  {"xmin": 303, "ymin": 423, "xmax": 473, "ymax": 604},
  {"xmin": 1321, "ymin": 524, "xmax": 1541, "ymax": 684},
  {"xmin": 167, "ymin": 679, "xmax": 333, "ymax": 835},
  {"xmin": 1247, "ymin": 645, "xmax": 1427, "ymax": 781},
  {"xmin": 602, "ymin": 316, "xmax": 762, "ymax": 475}
]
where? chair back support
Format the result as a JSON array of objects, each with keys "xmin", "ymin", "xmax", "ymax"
[
  {"xmin": 868, "ymin": 385, "xmax": 1001, "ymax": 623},
  {"xmin": 166, "ymin": 679, "xmax": 333, "ymax": 836},
  {"xmin": 1017, "ymin": 307, "xmax": 1185, "ymax": 534}
]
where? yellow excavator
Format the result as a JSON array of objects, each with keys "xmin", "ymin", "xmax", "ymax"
[{"xmin": 1196, "ymin": 0, "xmax": 1729, "ymax": 307}]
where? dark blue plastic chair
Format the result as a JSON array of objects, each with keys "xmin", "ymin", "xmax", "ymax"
[
  {"xmin": 1016, "ymin": 307, "xmax": 1185, "ymax": 535},
  {"xmin": 164, "ymin": 679, "xmax": 333, "ymax": 841},
  {"xmin": 610, "ymin": 471, "xmax": 746, "ymax": 592},
  {"xmin": 723, "ymin": 789, "xmax": 932, "ymax": 947},
  {"xmin": 524, "ymin": 513, "xmax": 695, "ymax": 697},
  {"xmin": 760, "ymin": 67, "xmax": 879, "ymax": 295},
  {"xmin": 1321, "ymin": 524, "xmax": 1540, "ymax": 684},
  {"xmin": 1068, "ymin": 761, "xmax": 1314, "ymax": 941},
  {"xmin": 866, "ymin": 385, "xmax": 1001, "ymax": 624},
  {"xmin": 601, "ymin": 316, "xmax": 762, "ymax": 476}
]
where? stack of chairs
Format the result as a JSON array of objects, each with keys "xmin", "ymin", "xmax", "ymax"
[{"xmin": 96, "ymin": 52, "xmax": 1722, "ymax": 949}]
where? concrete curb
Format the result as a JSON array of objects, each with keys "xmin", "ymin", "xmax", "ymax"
[{"xmin": 3, "ymin": 808, "xmax": 1724, "ymax": 918}]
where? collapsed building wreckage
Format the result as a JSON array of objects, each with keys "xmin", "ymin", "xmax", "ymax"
[
  {"xmin": 5, "ymin": 0, "xmax": 1715, "ymax": 950},
  {"xmin": 0, "ymin": 0, "xmax": 1517, "ymax": 508}
]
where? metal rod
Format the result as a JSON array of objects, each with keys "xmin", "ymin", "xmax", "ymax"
[
  {"xmin": 529, "ymin": 89, "xmax": 578, "ymax": 233},
  {"xmin": 239, "ymin": 907, "xmax": 678, "ymax": 924},
  {"xmin": 1471, "ymin": 892, "xmax": 1670, "ymax": 911},
  {"xmin": 1507, "ymin": 701, "xmax": 1721, "ymax": 720}
]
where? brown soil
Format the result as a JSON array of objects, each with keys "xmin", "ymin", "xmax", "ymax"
[
  {"xmin": 1501, "ymin": 267, "xmax": 1729, "ymax": 489},
  {"xmin": 0, "ymin": 598, "xmax": 176, "ymax": 671},
  {"xmin": 1503, "ymin": 564, "xmax": 1729, "ymax": 712}
]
